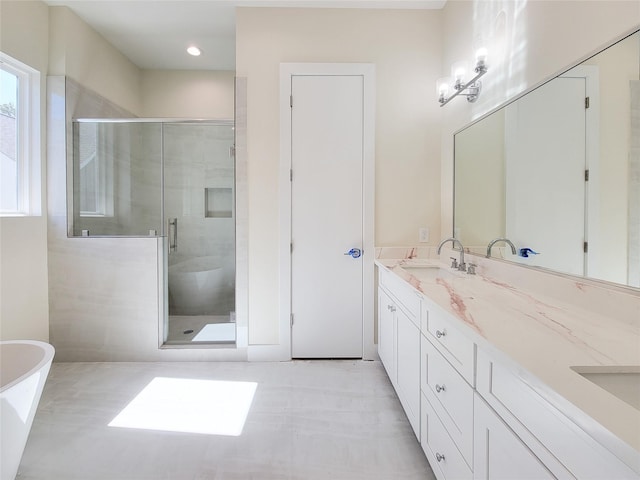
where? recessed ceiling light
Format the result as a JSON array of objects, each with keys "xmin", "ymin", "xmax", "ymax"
[{"xmin": 187, "ymin": 46, "xmax": 201, "ymax": 56}]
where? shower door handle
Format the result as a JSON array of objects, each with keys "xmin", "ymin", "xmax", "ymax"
[{"xmin": 168, "ymin": 218, "xmax": 178, "ymax": 252}]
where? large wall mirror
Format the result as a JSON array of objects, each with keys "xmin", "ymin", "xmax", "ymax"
[{"xmin": 454, "ymin": 28, "xmax": 640, "ymax": 290}]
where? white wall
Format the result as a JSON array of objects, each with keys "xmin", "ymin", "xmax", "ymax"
[
  {"xmin": 140, "ymin": 70, "xmax": 235, "ymax": 119},
  {"xmin": 440, "ymin": 0, "xmax": 640, "ymax": 240},
  {"xmin": 48, "ymin": 6, "xmax": 142, "ymax": 116},
  {"xmin": 0, "ymin": 0, "xmax": 50, "ymax": 341},
  {"xmin": 236, "ymin": 7, "xmax": 443, "ymax": 345},
  {"xmin": 454, "ymin": 109, "xmax": 505, "ymax": 246}
]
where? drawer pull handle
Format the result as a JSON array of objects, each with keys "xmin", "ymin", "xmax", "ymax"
[
  {"xmin": 388, "ymin": 305, "xmax": 396, "ymax": 312},
  {"xmin": 435, "ymin": 384, "xmax": 446, "ymax": 393},
  {"xmin": 436, "ymin": 452, "xmax": 445, "ymax": 462},
  {"xmin": 435, "ymin": 329, "xmax": 446, "ymax": 338}
]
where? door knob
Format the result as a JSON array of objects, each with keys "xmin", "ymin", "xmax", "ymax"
[{"xmin": 344, "ymin": 248, "xmax": 362, "ymax": 259}]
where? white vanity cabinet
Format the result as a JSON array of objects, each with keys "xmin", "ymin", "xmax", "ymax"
[
  {"xmin": 376, "ymin": 262, "xmax": 639, "ymax": 480},
  {"xmin": 377, "ymin": 267, "xmax": 422, "ymax": 438}
]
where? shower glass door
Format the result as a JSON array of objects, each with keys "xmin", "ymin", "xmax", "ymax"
[{"xmin": 163, "ymin": 121, "xmax": 236, "ymax": 345}]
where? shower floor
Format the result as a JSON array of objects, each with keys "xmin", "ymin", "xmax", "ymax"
[{"xmin": 165, "ymin": 314, "xmax": 236, "ymax": 345}]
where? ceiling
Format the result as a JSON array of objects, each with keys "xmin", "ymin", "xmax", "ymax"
[{"xmin": 43, "ymin": 0, "xmax": 446, "ymax": 71}]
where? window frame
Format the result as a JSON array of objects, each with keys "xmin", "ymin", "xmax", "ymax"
[
  {"xmin": 0, "ymin": 52, "xmax": 41, "ymax": 216},
  {"xmin": 74, "ymin": 121, "xmax": 115, "ymax": 218}
]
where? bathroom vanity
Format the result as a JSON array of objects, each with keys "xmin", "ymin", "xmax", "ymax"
[{"xmin": 375, "ymin": 256, "xmax": 640, "ymax": 479}]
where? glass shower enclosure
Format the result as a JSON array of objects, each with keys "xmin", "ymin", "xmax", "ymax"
[{"xmin": 72, "ymin": 119, "xmax": 236, "ymax": 346}]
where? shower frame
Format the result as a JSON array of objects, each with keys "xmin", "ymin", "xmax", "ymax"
[{"xmin": 69, "ymin": 118, "xmax": 237, "ymax": 348}]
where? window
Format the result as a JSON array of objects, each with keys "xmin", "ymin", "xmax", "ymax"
[
  {"xmin": 74, "ymin": 121, "xmax": 114, "ymax": 218},
  {"xmin": 77, "ymin": 122, "xmax": 106, "ymax": 216},
  {"xmin": 0, "ymin": 52, "xmax": 41, "ymax": 216}
]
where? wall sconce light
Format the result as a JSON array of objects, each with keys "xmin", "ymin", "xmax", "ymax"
[{"xmin": 437, "ymin": 47, "xmax": 488, "ymax": 106}]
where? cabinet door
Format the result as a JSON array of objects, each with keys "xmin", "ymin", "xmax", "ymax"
[
  {"xmin": 474, "ymin": 394, "xmax": 563, "ymax": 480},
  {"xmin": 378, "ymin": 288, "xmax": 396, "ymax": 386},
  {"xmin": 396, "ymin": 309, "xmax": 420, "ymax": 438}
]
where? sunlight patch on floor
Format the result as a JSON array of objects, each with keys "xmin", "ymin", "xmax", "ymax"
[
  {"xmin": 108, "ymin": 377, "xmax": 257, "ymax": 436},
  {"xmin": 192, "ymin": 322, "xmax": 236, "ymax": 342}
]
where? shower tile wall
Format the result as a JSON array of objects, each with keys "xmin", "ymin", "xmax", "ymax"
[
  {"xmin": 130, "ymin": 125, "xmax": 163, "ymax": 232},
  {"xmin": 46, "ymin": 76, "xmax": 247, "ymax": 361},
  {"xmin": 164, "ymin": 124, "xmax": 236, "ymax": 315}
]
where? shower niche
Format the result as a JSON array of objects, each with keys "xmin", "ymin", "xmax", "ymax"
[
  {"xmin": 205, "ymin": 187, "xmax": 233, "ymax": 218},
  {"xmin": 71, "ymin": 119, "xmax": 237, "ymax": 346}
]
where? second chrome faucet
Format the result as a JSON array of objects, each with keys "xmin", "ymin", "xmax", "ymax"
[{"xmin": 486, "ymin": 237, "xmax": 517, "ymax": 258}]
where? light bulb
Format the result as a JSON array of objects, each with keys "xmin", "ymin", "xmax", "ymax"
[
  {"xmin": 475, "ymin": 47, "xmax": 488, "ymax": 73},
  {"xmin": 436, "ymin": 77, "xmax": 451, "ymax": 103},
  {"xmin": 475, "ymin": 47, "xmax": 488, "ymax": 63},
  {"xmin": 451, "ymin": 61, "xmax": 468, "ymax": 89},
  {"xmin": 436, "ymin": 78, "xmax": 450, "ymax": 95}
]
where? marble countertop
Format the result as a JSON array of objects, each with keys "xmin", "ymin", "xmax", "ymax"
[{"xmin": 375, "ymin": 256, "xmax": 640, "ymax": 469}]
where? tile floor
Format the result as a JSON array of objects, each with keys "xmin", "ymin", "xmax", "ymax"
[{"xmin": 18, "ymin": 360, "xmax": 435, "ymax": 480}]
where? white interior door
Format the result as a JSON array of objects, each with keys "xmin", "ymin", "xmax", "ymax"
[
  {"xmin": 290, "ymin": 74, "xmax": 364, "ymax": 358},
  {"xmin": 505, "ymin": 77, "xmax": 587, "ymax": 276}
]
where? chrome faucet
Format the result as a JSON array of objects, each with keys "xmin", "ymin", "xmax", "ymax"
[
  {"xmin": 437, "ymin": 237, "xmax": 466, "ymax": 272},
  {"xmin": 486, "ymin": 237, "xmax": 517, "ymax": 258}
]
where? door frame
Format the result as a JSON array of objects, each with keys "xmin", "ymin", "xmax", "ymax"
[
  {"xmin": 562, "ymin": 66, "xmax": 599, "ymax": 278},
  {"xmin": 279, "ymin": 63, "xmax": 376, "ymax": 361}
]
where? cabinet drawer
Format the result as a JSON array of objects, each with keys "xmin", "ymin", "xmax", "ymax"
[
  {"xmin": 423, "ymin": 299, "xmax": 475, "ymax": 385},
  {"xmin": 477, "ymin": 349, "xmax": 636, "ymax": 479},
  {"xmin": 421, "ymin": 393, "xmax": 472, "ymax": 480},
  {"xmin": 421, "ymin": 334, "xmax": 473, "ymax": 465},
  {"xmin": 379, "ymin": 268, "xmax": 421, "ymax": 326}
]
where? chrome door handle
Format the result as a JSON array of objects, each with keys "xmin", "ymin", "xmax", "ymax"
[
  {"xmin": 168, "ymin": 218, "xmax": 177, "ymax": 252},
  {"xmin": 344, "ymin": 248, "xmax": 362, "ymax": 259},
  {"xmin": 435, "ymin": 384, "xmax": 446, "ymax": 393}
]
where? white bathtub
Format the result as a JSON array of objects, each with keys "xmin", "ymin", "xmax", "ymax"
[
  {"xmin": 168, "ymin": 256, "xmax": 226, "ymax": 315},
  {"xmin": 0, "ymin": 340, "xmax": 54, "ymax": 480}
]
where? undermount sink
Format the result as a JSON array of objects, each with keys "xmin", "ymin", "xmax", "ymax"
[
  {"xmin": 400, "ymin": 265, "xmax": 440, "ymax": 270},
  {"xmin": 400, "ymin": 264, "xmax": 458, "ymax": 281},
  {"xmin": 571, "ymin": 366, "xmax": 640, "ymax": 411}
]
